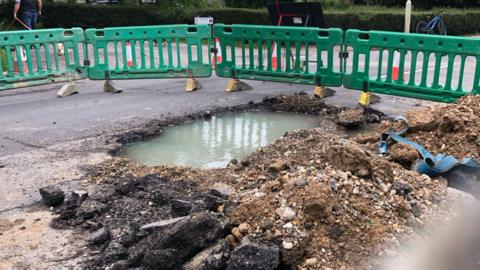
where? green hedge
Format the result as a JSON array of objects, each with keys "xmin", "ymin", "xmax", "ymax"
[
  {"xmin": 192, "ymin": 7, "xmax": 480, "ymax": 35},
  {"xmin": 186, "ymin": 8, "xmax": 272, "ymax": 25},
  {"xmin": 324, "ymin": 9, "xmax": 480, "ymax": 35},
  {"xmin": 0, "ymin": 3, "xmax": 168, "ymax": 28},
  {"xmin": 1, "ymin": 3, "xmax": 479, "ymax": 35},
  {"xmin": 365, "ymin": 0, "xmax": 480, "ymax": 9},
  {"xmin": 224, "ymin": 0, "xmax": 293, "ymax": 8}
]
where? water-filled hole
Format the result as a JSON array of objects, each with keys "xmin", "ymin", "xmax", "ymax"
[{"xmin": 122, "ymin": 112, "xmax": 320, "ymax": 168}]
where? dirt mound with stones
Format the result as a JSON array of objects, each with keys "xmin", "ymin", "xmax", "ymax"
[
  {"xmin": 51, "ymin": 126, "xmax": 449, "ymax": 270},
  {"xmin": 45, "ymin": 93, "xmax": 460, "ymax": 270},
  {"xmin": 222, "ymin": 129, "xmax": 447, "ymax": 269},
  {"xmin": 355, "ymin": 95, "xmax": 480, "ymax": 166}
]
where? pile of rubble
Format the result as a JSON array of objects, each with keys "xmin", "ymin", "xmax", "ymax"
[
  {"xmin": 222, "ymin": 129, "xmax": 447, "ymax": 269},
  {"xmin": 50, "ymin": 130, "xmax": 448, "ymax": 270},
  {"xmin": 355, "ymin": 95, "xmax": 480, "ymax": 166},
  {"xmin": 46, "ymin": 94, "xmax": 467, "ymax": 269}
]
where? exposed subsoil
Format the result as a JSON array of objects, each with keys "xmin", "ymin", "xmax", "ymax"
[
  {"xmin": 48, "ymin": 94, "xmax": 465, "ymax": 270},
  {"xmin": 354, "ymin": 95, "xmax": 480, "ymax": 195},
  {"xmin": 355, "ymin": 95, "xmax": 480, "ymax": 161}
]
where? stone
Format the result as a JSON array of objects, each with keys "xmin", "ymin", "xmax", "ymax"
[
  {"xmin": 390, "ymin": 144, "xmax": 420, "ymax": 168},
  {"xmin": 410, "ymin": 201, "xmax": 423, "ymax": 218},
  {"xmin": 212, "ymin": 183, "xmax": 236, "ymax": 198},
  {"xmin": 72, "ymin": 190, "xmax": 89, "ymax": 201},
  {"xmin": 91, "ymin": 227, "xmax": 110, "ymax": 245},
  {"xmin": 282, "ymin": 241, "xmax": 294, "ymax": 250},
  {"xmin": 293, "ymin": 177, "xmax": 307, "ymax": 187},
  {"xmin": 142, "ymin": 248, "xmax": 180, "ymax": 270},
  {"xmin": 77, "ymin": 200, "xmax": 109, "ymax": 220},
  {"xmin": 336, "ymin": 108, "xmax": 365, "ymax": 128},
  {"xmin": 202, "ymin": 111, "xmax": 212, "ymax": 120},
  {"xmin": 39, "ymin": 186, "xmax": 65, "ymax": 207},
  {"xmin": 152, "ymin": 190, "xmax": 172, "ymax": 206},
  {"xmin": 115, "ymin": 181, "xmax": 135, "ymax": 195},
  {"xmin": 268, "ymin": 160, "xmax": 288, "ymax": 173},
  {"xmin": 393, "ymin": 181, "xmax": 413, "ymax": 197},
  {"xmin": 304, "ymin": 198, "xmax": 333, "ymax": 220},
  {"xmin": 328, "ymin": 224, "xmax": 344, "ymax": 240},
  {"xmin": 226, "ymin": 238, "xmax": 280, "ymax": 270},
  {"xmin": 103, "ymin": 241, "xmax": 128, "ymax": 264},
  {"xmin": 183, "ymin": 240, "xmax": 230, "ymax": 270},
  {"xmin": 226, "ymin": 234, "xmax": 238, "ymax": 247},
  {"xmin": 128, "ymin": 212, "xmax": 227, "ymax": 267},
  {"xmin": 406, "ymin": 110, "xmax": 437, "ymax": 131},
  {"xmin": 283, "ymin": 222, "xmax": 293, "ymax": 230},
  {"xmin": 238, "ymin": 223, "xmax": 250, "ymax": 234},
  {"xmin": 90, "ymin": 189, "xmax": 116, "ymax": 204},
  {"xmin": 140, "ymin": 216, "xmax": 188, "ymax": 231},
  {"xmin": 106, "ymin": 260, "xmax": 129, "ymax": 270},
  {"xmin": 276, "ymin": 206, "xmax": 296, "ymax": 221},
  {"xmin": 240, "ymin": 159, "xmax": 251, "ymax": 167},
  {"xmin": 205, "ymin": 194, "xmax": 226, "ymax": 212},
  {"xmin": 305, "ymin": 258, "xmax": 318, "ymax": 266},
  {"xmin": 232, "ymin": 227, "xmax": 242, "ymax": 239},
  {"xmin": 281, "ymin": 238, "xmax": 308, "ymax": 267},
  {"xmin": 326, "ymin": 143, "xmax": 372, "ymax": 178},
  {"xmin": 170, "ymin": 199, "xmax": 193, "ymax": 217}
]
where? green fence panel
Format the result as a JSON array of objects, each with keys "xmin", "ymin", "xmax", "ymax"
[
  {"xmin": 213, "ymin": 24, "xmax": 344, "ymax": 87},
  {"xmin": 343, "ymin": 29, "xmax": 480, "ymax": 103},
  {"xmin": 85, "ymin": 25, "xmax": 212, "ymax": 80},
  {"xmin": 0, "ymin": 28, "xmax": 87, "ymax": 91}
]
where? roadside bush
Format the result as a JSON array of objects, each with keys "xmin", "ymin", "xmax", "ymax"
[
  {"xmin": 0, "ymin": 3, "xmax": 479, "ymax": 35},
  {"xmin": 185, "ymin": 8, "xmax": 271, "ymax": 25},
  {"xmin": 365, "ymin": 0, "xmax": 480, "ymax": 9},
  {"xmin": 324, "ymin": 9, "xmax": 480, "ymax": 35},
  {"xmin": 0, "ymin": 2, "xmax": 166, "ymax": 28},
  {"xmin": 41, "ymin": 4, "xmax": 164, "ymax": 28},
  {"xmin": 224, "ymin": 0, "xmax": 293, "ymax": 8}
]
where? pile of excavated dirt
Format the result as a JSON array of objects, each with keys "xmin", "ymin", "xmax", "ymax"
[
  {"xmin": 48, "ymin": 94, "xmax": 453, "ymax": 270},
  {"xmin": 221, "ymin": 129, "xmax": 448, "ymax": 270},
  {"xmin": 52, "ymin": 132, "xmax": 448, "ymax": 270},
  {"xmin": 355, "ymin": 95, "xmax": 480, "ymax": 164}
]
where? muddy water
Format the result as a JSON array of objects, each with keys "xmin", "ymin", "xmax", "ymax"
[{"xmin": 122, "ymin": 112, "xmax": 320, "ymax": 168}]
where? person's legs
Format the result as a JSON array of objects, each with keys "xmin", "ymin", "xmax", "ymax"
[
  {"xmin": 29, "ymin": 12, "xmax": 38, "ymax": 29},
  {"xmin": 19, "ymin": 11, "xmax": 37, "ymax": 29},
  {"xmin": 19, "ymin": 12, "xmax": 31, "ymax": 29}
]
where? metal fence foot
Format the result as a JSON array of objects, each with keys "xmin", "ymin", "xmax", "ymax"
[
  {"xmin": 103, "ymin": 80, "xmax": 123, "ymax": 93},
  {"xmin": 185, "ymin": 78, "xmax": 202, "ymax": 92},
  {"xmin": 313, "ymin": 86, "xmax": 335, "ymax": 99},
  {"xmin": 226, "ymin": 79, "xmax": 252, "ymax": 92},
  {"xmin": 57, "ymin": 82, "xmax": 78, "ymax": 97},
  {"xmin": 358, "ymin": 92, "xmax": 381, "ymax": 106}
]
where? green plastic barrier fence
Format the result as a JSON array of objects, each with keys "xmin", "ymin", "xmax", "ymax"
[
  {"xmin": 0, "ymin": 28, "xmax": 87, "ymax": 91},
  {"xmin": 343, "ymin": 29, "xmax": 480, "ymax": 103},
  {"xmin": 85, "ymin": 25, "xmax": 212, "ymax": 80},
  {"xmin": 213, "ymin": 24, "xmax": 344, "ymax": 87}
]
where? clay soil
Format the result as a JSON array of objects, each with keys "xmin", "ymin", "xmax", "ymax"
[{"xmin": 355, "ymin": 95, "xmax": 480, "ymax": 161}]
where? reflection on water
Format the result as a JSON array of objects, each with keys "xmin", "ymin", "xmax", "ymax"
[{"xmin": 122, "ymin": 112, "xmax": 319, "ymax": 168}]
